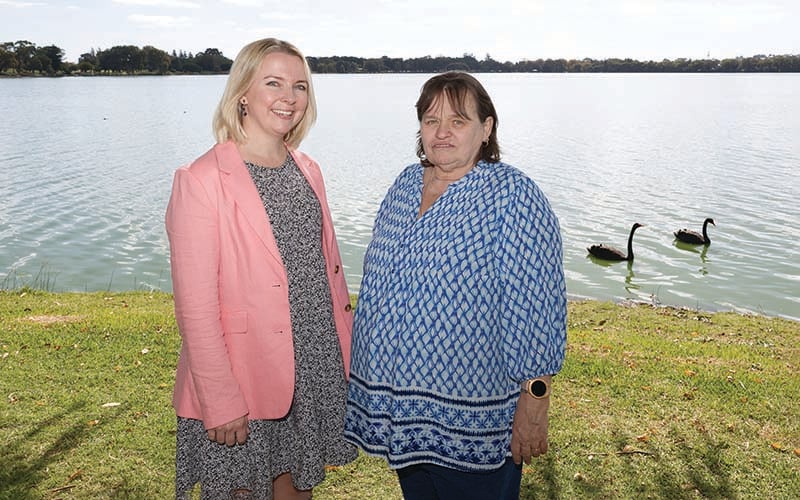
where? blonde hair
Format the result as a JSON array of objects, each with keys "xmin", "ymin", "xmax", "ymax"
[{"xmin": 212, "ymin": 38, "xmax": 317, "ymax": 148}]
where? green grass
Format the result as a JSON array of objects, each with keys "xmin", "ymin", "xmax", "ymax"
[{"xmin": 1, "ymin": 291, "xmax": 798, "ymax": 499}]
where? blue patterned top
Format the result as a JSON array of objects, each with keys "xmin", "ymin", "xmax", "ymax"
[{"xmin": 344, "ymin": 160, "xmax": 567, "ymax": 472}]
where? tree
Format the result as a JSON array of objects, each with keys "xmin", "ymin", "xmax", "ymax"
[
  {"xmin": 169, "ymin": 55, "xmax": 184, "ymax": 72},
  {"xmin": 78, "ymin": 49, "xmax": 98, "ymax": 72},
  {"xmin": 541, "ymin": 58, "xmax": 567, "ymax": 72},
  {"xmin": 141, "ymin": 45, "xmax": 171, "ymax": 74},
  {"xmin": 0, "ymin": 45, "xmax": 17, "ymax": 72},
  {"xmin": 38, "ymin": 45, "xmax": 64, "ymax": 72},
  {"xmin": 97, "ymin": 45, "xmax": 143, "ymax": 73},
  {"xmin": 12, "ymin": 40, "xmax": 37, "ymax": 72},
  {"xmin": 363, "ymin": 58, "xmax": 385, "ymax": 73},
  {"xmin": 194, "ymin": 48, "xmax": 232, "ymax": 73}
]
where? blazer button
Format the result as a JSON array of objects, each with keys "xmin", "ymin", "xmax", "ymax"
[
  {"xmin": 344, "ymin": 304, "xmax": 352, "ymax": 312},
  {"xmin": 334, "ymin": 265, "xmax": 340, "ymax": 273}
]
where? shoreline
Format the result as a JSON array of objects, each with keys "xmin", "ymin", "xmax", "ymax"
[{"xmin": 2, "ymin": 288, "xmax": 797, "ymax": 324}]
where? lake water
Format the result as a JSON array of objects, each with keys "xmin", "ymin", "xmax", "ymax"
[{"xmin": 1, "ymin": 73, "xmax": 798, "ymax": 321}]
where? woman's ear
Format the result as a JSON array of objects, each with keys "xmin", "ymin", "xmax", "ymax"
[{"xmin": 483, "ymin": 116, "xmax": 494, "ymax": 141}]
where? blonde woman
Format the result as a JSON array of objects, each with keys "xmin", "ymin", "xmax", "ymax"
[{"xmin": 166, "ymin": 38, "xmax": 356, "ymax": 499}]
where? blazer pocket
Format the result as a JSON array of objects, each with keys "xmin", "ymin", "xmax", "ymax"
[{"xmin": 221, "ymin": 310, "xmax": 248, "ymax": 334}]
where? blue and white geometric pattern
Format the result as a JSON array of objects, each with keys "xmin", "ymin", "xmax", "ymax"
[{"xmin": 344, "ymin": 161, "xmax": 567, "ymax": 472}]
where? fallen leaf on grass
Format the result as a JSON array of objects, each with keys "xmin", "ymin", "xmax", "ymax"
[
  {"xmin": 793, "ymin": 449, "xmax": 800, "ymax": 457},
  {"xmin": 636, "ymin": 434, "xmax": 650, "ymax": 443},
  {"xmin": 68, "ymin": 469, "xmax": 83, "ymax": 482},
  {"xmin": 87, "ymin": 419, "xmax": 100, "ymax": 427},
  {"xmin": 770, "ymin": 442, "xmax": 785, "ymax": 452},
  {"xmin": 684, "ymin": 369, "xmax": 696, "ymax": 377},
  {"xmin": 573, "ymin": 472, "xmax": 586, "ymax": 481}
]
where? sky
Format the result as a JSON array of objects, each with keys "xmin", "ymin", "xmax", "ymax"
[{"xmin": 1, "ymin": 0, "xmax": 798, "ymax": 64}]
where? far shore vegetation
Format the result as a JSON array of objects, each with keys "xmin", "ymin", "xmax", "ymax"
[
  {"xmin": 1, "ymin": 289, "xmax": 798, "ymax": 498},
  {"xmin": 3, "ymin": 40, "xmax": 800, "ymax": 78}
]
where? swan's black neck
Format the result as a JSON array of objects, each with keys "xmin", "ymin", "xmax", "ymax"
[
  {"xmin": 702, "ymin": 219, "xmax": 711, "ymax": 243},
  {"xmin": 626, "ymin": 227, "xmax": 637, "ymax": 260}
]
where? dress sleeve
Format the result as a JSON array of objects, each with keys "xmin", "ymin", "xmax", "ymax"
[{"xmin": 495, "ymin": 174, "xmax": 567, "ymax": 381}]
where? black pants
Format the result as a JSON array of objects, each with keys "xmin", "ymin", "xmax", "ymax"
[{"xmin": 397, "ymin": 458, "xmax": 522, "ymax": 500}]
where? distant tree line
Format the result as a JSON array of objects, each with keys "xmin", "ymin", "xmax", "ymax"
[
  {"xmin": 2, "ymin": 40, "xmax": 799, "ymax": 76},
  {"xmin": 308, "ymin": 53, "xmax": 800, "ymax": 73},
  {"xmin": 1, "ymin": 41, "xmax": 233, "ymax": 76}
]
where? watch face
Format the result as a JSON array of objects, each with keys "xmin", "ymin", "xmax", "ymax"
[{"xmin": 531, "ymin": 379, "xmax": 548, "ymax": 397}]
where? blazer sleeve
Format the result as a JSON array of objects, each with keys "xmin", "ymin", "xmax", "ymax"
[{"xmin": 165, "ymin": 166, "xmax": 248, "ymax": 429}]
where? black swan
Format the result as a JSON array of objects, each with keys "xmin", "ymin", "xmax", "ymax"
[
  {"xmin": 587, "ymin": 223, "xmax": 644, "ymax": 261},
  {"xmin": 674, "ymin": 218, "xmax": 715, "ymax": 245}
]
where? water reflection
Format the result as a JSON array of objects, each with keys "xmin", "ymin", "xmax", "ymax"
[
  {"xmin": 673, "ymin": 240, "xmax": 711, "ymax": 274},
  {"xmin": 585, "ymin": 255, "xmax": 640, "ymax": 293},
  {"xmin": 623, "ymin": 261, "xmax": 638, "ymax": 293},
  {"xmin": 586, "ymin": 254, "xmax": 625, "ymax": 267}
]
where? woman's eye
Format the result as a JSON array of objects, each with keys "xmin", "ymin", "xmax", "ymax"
[
  {"xmin": 266, "ymin": 81, "xmax": 280, "ymax": 87},
  {"xmin": 295, "ymin": 84, "xmax": 307, "ymax": 91}
]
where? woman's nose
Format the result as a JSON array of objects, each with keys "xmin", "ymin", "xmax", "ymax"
[{"xmin": 281, "ymin": 87, "xmax": 296, "ymax": 103}]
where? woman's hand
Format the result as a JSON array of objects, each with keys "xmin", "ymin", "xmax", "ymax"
[
  {"xmin": 207, "ymin": 415, "xmax": 249, "ymax": 446},
  {"xmin": 510, "ymin": 389, "xmax": 550, "ymax": 464}
]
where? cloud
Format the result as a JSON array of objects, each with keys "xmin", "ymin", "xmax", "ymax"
[
  {"xmin": 221, "ymin": 0, "xmax": 265, "ymax": 6},
  {"xmin": 113, "ymin": 0, "xmax": 200, "ymax": 7},
  {"xmin": 0, "ymin": 0, "xmax": 46, "ymax": 7},
  {"xmin": 128, "ymin": 14, "xmax": 192, "ymax": 27},
  {"xmin": 258, "ymin": 12, "xmax": 304, "ymax": 21}
]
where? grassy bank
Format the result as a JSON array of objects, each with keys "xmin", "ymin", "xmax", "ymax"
[{"xmin": 1, "ymin": 291, "xmax": 798, "ymax": 499}]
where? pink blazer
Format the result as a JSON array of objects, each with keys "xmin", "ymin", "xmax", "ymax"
[{"xmin": 165, "ymin": 141, "xmax": 353, "ymax": 430}]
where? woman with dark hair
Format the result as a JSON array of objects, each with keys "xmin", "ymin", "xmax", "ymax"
[{"xmin": 344, "ymin": 71, "xmax": 567, "ymax": 499}]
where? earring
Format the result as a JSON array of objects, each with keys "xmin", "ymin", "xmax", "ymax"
[{"xmin": 239, "ymin": 100, "xmax": 248, "ymax": 117}]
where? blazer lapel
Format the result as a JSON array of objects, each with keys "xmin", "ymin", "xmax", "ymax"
[{"xmin": 215, "ymin": 141, "xmax": 284, "ymax": 269}]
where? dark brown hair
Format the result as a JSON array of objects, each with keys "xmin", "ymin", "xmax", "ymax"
[{"xmin": 415, "ymin": 71, "xmax": 500, "ymax": 167}]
